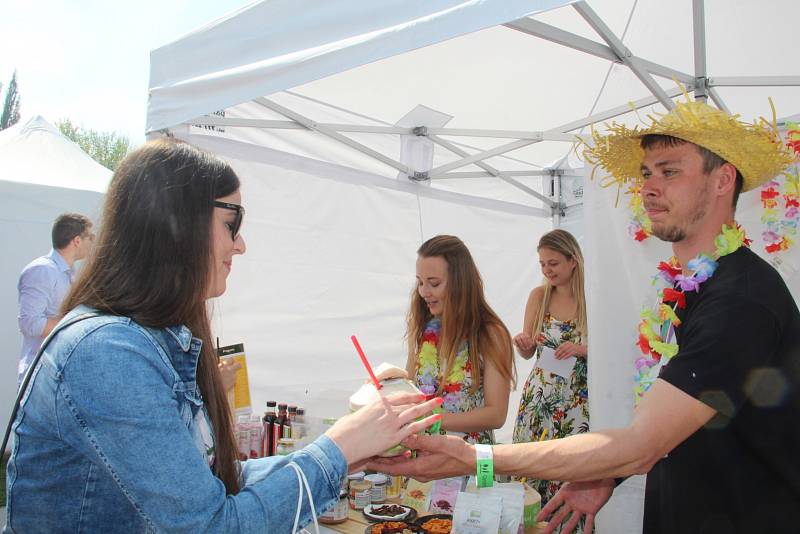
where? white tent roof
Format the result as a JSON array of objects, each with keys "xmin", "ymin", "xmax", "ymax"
[
  {"xmin": 147, "ymin": 0, "xmax": 799, "ymax": 215},
  {"xmin": 0, "ymin": 115, "xmax": 112, "ymax": 193}
]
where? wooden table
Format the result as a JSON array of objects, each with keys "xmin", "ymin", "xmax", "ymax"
[{"xmin": 318, "ymin": 508, "xmax": 547, "ymax": 534}]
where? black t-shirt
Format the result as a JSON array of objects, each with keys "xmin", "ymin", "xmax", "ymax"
[{"xmin": 643, "ymin": 247, "xmax": 800, "ymax": 534}]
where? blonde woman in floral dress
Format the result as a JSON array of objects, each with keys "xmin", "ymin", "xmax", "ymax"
[
  {"xmin": 406, "ymin": 235, "xmax": 515, "ymax": 445},
  {"xmin": 513, "ymin": 230, "xmax": 589, "ymax": 512}
]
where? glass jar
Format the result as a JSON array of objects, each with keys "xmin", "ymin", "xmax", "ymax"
[
  {"xmin": 384, "ymin": 474, "xmax": 404, "ymax": 500},
  {"xmin": 364, "ymin": 473, "xmax": 387, "ymax": 503},
  {"xmin": 275, "ymin": 437, "xmax": 297, "ymax": 456},
  {"xmin": 319, "ymin": 490, "xmax": 349, "ymax": 524},
  {"xmin": 348, "ymin": 479, "xmax": 372, "ymax": 510}
]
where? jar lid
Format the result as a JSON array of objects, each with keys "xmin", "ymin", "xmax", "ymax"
[
  {"xmin": 364, "ymin": 473, "xmax": 387, "ymax": 485},
  {"xmin": 347, "ymin": 471, "xmax": 365, "ymax": 480}
]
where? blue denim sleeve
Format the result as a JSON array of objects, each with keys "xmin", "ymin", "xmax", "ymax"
[
  {"xmin": 58, "ymin": 324, "xmax": 347, "ymax": 533},
  {"xmin": 239, "ymin": 435, "xmax": 348, "ymax": 527},
  {"xmin": 17, "ymin": 264, "xmax": 53, "ymax": 337}
]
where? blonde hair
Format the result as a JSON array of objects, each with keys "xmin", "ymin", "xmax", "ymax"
[
  {"xmin": 532, "ymin": 229, "xmax": 587, "ymax": 341},
  {"xmin": 406, "ymin": 235, "xmax": 515, "ymax": 394}
]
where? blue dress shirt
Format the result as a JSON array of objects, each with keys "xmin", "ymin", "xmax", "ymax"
[{"xmin": 16, "ymin": 248, "xmax": 74, "ymax": 383}]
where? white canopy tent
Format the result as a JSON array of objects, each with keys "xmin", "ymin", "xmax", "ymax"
[
  {"xmin": 146, "ymin": 1, "xmax": 800, "ymax": 531},
  {"xmin": 1, "ymin": 116, "xmax": 111, "ymax": 445}
]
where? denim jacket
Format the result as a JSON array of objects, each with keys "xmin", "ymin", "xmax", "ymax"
[{"xmin": 5, "ymin": 306, "xmax": 347, "ymax": 533}]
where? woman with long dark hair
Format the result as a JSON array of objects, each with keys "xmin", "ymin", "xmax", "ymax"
[
  {"xmin": 405, "ymin": 235, "xmax": 515, "ymax": 445},
  {"xmin": 4, "ymin": 140, "xmax": 439, "ymax": 533}
]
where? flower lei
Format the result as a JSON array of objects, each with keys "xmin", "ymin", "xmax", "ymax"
[
  {"xmin": 627, "ymin": 124, "xmax": 800, "ymax": 247},
  {"xmin": 760, "ymin": 122, "xmax": 800, "ymax": 254},
  {"xmin": 634, "ymin": 223, "xmax": 751, "ymax": 403},
  {"xmin": 416, "ymin": 317, "xmax": 471, "ymax": 413},
  {"xmin": 626, "ymin": 182, "xmax": 652, "ymax": 242}
]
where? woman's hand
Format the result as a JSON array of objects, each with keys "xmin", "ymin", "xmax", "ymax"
[
  {"xmin": 367, "ymin": 434, "xmax": 474, "ymax": 482},
  {"xmin": 325, "ymin": 393, "xmax": 443, "ymax": 467},
  {"xmin": 554, "ymin": 341, "xmax": 587, "ymax": 360},
  {"xmin": 513, "ymin": 332, "xmax": 537, "ymax": 359}
]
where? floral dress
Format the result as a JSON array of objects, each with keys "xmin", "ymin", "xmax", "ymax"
[
  {"xmin": 513, "ymin": 313, "xmax": 589, "ymax": 506},
  {"xmin": 414, "ymin": 317, "xmax": 494, "ymax": 445}
]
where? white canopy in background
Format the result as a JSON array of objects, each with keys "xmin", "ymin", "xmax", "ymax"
[
  {"xmin": 1, "ymin": 116, "xmax": 111, "ymax": 444},
  {"xmin": 146, "ymin": 1, "xmax": 800, "ymax": 532}
]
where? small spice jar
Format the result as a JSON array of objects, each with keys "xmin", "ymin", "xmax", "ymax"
[
  {"xmin": 384, "ymin": 474, "xmax": 404, "ymax": 501},
  {"xmin": 275, "ymin": 438, "xmax": 297, "ymax": 456},
  {"xmin": 348, "ymin": 479, "xmax": 372, "ymax": 510},
  {"xmin": 364, "ymin": 473, "xmax": 387, "ymax": 503},
  {"xmin": 319, "ymin": 490, "xmax": 349, "ymax": 524},
  {"xmin": 346, "ymin": 471, "xmax": 365, "ymax": 492}
]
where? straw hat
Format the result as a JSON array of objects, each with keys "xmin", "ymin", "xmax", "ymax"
[{"xmin": 583, "ymin": 99, "xmax": 797, "ymax": 192}]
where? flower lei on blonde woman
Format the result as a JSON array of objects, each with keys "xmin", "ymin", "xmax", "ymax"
[
  {"xmin": 416, "ymin": 317, "xmax": 471, "ymax": 413},
  {"xmin": 634, "ymin": 223, "xmax": 751, "ymax": 402}
]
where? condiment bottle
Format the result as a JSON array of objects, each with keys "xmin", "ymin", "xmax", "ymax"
[{"xmin": 262, "ymin": 401, "xmax": 277, "ymax": 456}]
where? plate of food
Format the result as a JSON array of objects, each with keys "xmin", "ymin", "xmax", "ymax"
[
  {"xmin": 363, "ymin": 520, "xmax": 420, "ymax": 534},
  {"xmin": 363, "ymin": 503, "xmax": 417, "ymax": 522},
  {"xmin": 415, "ymin": 514, "xmax": 453, "ymax": 534}
]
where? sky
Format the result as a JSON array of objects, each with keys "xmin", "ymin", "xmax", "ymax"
[{"xmin": 0, "ymin": 0, "xmax": 253, "ymax": 145}]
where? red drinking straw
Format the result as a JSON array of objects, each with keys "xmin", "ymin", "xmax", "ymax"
[{"xmin": 350, "ymin": 335, "xmax": 382, "ymax": 390}]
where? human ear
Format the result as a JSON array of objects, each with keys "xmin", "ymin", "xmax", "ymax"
[{"xmin": 714, "ymin": 162, "xmax": 737, "ymax": 197}]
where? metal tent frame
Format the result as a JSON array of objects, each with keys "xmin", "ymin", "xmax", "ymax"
[{"xmin": 180, "ymin": 0, "xmax": 800, "ymax": 219}]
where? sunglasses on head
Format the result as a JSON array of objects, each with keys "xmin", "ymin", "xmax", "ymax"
[{"xmin": 213, "ymin": 200, "xmax": 245, "ymax": 241}]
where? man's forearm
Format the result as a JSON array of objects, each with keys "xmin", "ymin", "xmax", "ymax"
[{"xmin": 493, "ymin": 427, "xmax": 655, "ymax": 482}]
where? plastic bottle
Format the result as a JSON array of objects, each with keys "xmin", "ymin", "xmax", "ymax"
[
  {"xmin": 249, "ymin": 414, "xmax": 262, "ymax": 459},
  {"xmin": 236, "ymin": 415, "xmax": 250, "ymax": 461}
]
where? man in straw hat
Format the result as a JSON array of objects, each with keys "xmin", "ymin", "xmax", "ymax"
[{"xmin": 370, "ymin": 100, "xmax": 800, "ymax": 533}]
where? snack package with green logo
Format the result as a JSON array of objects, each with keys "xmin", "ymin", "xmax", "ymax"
[{"xmin": 452, "ymin": 491, "xmax": 502, "ymax": 534}]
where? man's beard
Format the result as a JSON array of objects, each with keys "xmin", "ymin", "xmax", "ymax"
[{"xmin": 650, "ymin": 184, "xmax": 709, "ymax": 243}]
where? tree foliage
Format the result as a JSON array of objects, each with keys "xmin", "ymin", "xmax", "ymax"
[
  {"xmin": 1, "ymin": 70, "xmax": 21, "ymax": 130},
  {"xmin": 57, "ymin": 118, "xmax": 131, "ymax": 170}
]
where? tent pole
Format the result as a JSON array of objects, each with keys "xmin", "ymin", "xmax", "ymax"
[
  {"xmin": 253, "ymin": 97, "xmax": 418, "ymax": 177},
  {"xmin": 549, "ymin": 85, "xmax": 690, "ymax": 134},
  {"xmin": 706, "ymin": 88, "xmax": 730, "ymax": 115},
  {"xmin": 428, "ymin": 134, "xmax": 556, "ymax": 207},
  {"xmin": 551, "ymin": 169, "xmax": 563, "ymax": 228},
  {"xmin": 504, "ymin": 18, "xmax": 693, "ymax": 86},
  {"xmin": 426, "ymin": 138, "xmax": 540, "ymax": 177},
  {"xmin": 692, "ymin": 0, "xmax": 708, "ymax": 102},
  {"xmin": 573, "ymin": 1, "xmax": 675, "ymax": 111},
  {"xmin": 708, "ymin": 76, "xmax": 800, "ymax": 87}
]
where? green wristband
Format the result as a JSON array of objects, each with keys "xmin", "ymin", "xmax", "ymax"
[{"xmin": 475, "ymin": 444, "xmax": 494, "ymax": 488}]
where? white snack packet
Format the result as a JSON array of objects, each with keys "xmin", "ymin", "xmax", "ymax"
[
  {"xmin": 479, "ymin": 482, "xmax": 525, "ymax": 534},
  {"xmin": 452, "ymin": 491, "xmax": 502, "ymax": 534}
]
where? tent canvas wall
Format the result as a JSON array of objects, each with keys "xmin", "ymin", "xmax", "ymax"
[
  {"xmin": 0, "ymin": 116, "xmax": 110, "ymax": 441},
  {"xmin": 146, "ymin": 1, "xmax": 799, "ymax": 532}
]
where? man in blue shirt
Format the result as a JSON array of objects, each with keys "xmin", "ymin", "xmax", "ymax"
[{"xmin": 17, "ymin": 212, "xmax": 94, "ymax": 383}]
